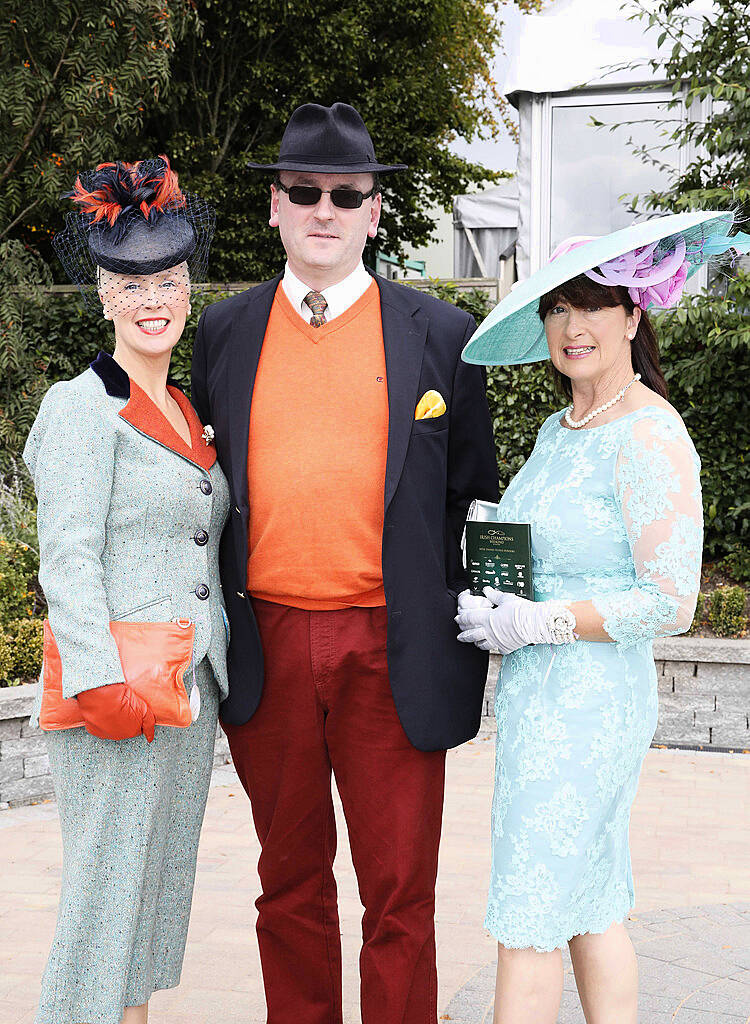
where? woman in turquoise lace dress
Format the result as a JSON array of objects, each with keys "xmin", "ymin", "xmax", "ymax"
[{"xmin": 454, "ymin": 214, "xmax": 750, "ymax": 1023}]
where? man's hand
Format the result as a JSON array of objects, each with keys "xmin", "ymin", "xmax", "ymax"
[
  {"xmin": 456, "ymin": 588, "xmax": 496, "ymax": 651},
  {"xmin": 76, "ymin": 683, "xmax": 156, "ymax": 742},
  {"xmin": 457, "ymin": 589, "xmax": 494, "ymax": 611}
]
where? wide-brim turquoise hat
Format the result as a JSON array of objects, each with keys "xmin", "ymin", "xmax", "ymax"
[{"xmin": 462, "ymin": 210, "xmax": 749, "ymax": 366}]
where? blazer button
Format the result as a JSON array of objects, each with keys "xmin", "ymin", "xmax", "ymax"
[
  {"xmin": 194, "ymin": 529, "xmax": 209, "ymax": 546},
  {"xmin": 200, "ymin": 479, "xmax": 213, "ymax": 495},
  {"xmin": 194, "ymin": 584, "xmax": 210, "ymax": 600}
]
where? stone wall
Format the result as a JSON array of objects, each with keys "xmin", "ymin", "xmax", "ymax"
[
  {"xmin": 0, "ymin": 683, "xmax": 231, "ymax": 809},
  {"xmin": 482, "ymin": 637, "xmax": 750, "ymax": 751},
  {"xmin": 652, "ymin": 637, "xmax": 750, "ymax": 750},
  {"xmin": 0, "ymin": 685, "xmax": 51, "ymax": 807}
]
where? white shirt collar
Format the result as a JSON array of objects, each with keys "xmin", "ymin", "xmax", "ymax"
[{"xmin": 282, "ymin": 261, "xmax": 373, "ymax": 324}]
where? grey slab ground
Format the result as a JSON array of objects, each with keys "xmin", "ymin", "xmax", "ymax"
[
  {"xmin": 442, "ymin": 903, "xmax": 750, "ymax": 1023},
  {"xmin": 3, "ymin": 742, "xmax": 747, "ymax": 1023}
]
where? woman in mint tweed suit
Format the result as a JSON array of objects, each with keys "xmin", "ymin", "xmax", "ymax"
[{"xmin": 24, "ymin": 158, "xmax": 230, "ymax": 1024}]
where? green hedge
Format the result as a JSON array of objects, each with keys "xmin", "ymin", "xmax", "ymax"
[{"xmin": 654, "ymin": 276, "xmax": 750, "ymax": 582}]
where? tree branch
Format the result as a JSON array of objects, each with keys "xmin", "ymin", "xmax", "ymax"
[
  {"xmin": 0, "ymin": 198, "xmax": 41, "ymax": 242},
  {"xmin": 22, "ymin": 33, "xmax": 41, "ymax": 78},
  {"xmin": 209, "ymin": 52, "xmax": 225, "ymax": 137},
  {"xmin": 211, "ymin": 113, "xmax": 241, "ymax": 173},
  {"xmin": 0, "ymin": 15, "xmax": 80, "ymax": 188}
]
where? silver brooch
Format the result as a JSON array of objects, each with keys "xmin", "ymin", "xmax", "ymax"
[{"xmin": 201, "ymin": 424, "xmax": 215, "ymax": 446}]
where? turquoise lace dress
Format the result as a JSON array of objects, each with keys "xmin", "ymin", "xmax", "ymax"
[{"xmin": 486, "ymin": 406, "xmax": 702, "ymax": 951}]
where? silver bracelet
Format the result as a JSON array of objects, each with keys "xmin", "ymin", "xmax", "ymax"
[{"xmin": 545, "ymin": 602, "xmax": 578, "ymax": 645}]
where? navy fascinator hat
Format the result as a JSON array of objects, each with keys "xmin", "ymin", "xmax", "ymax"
[{"xmin": 53, "ymin": 156, "xmax": 215, "ymax": 309}]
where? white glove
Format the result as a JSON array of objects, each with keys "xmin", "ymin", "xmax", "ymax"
[
  {"xmin": 455, "ymin": 587, "xmax": 576, "ymax": 655},
  {"xmin": 457, "ymin": 589, "xmax": 494, "ymax": 611}
]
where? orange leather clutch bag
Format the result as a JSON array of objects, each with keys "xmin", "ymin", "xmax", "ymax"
[{"xmin": 39, "ymin": 619, "xmax": 196, "ymax": 731}]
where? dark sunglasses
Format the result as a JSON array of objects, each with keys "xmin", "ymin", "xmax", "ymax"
[{"xmin": 277, "ymin": 182, "xmax": 376, "ymax": 209}]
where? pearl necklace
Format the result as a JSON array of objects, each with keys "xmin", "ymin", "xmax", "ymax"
[{"xmin": 565, "ymin": 374, "xmax": 641, "ymax": 429}]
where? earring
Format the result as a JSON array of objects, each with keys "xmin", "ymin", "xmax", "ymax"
[{"xmin": 187, "ymin": 305, "xmax": 192, "ymax": 315}]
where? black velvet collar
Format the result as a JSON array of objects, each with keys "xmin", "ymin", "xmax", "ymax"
[
  {"xmin": 90, "ymin": 350, "xmax": 185, "ymax": 398},
  {"xmin": 90, "ymin": 351, "xmax": 130, "ymax": 398}
]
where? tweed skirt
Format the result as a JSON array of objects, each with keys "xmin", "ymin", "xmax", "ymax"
[{"xmin": 36, "ymin": 659, "xmax": 219, "ymax": 1024}]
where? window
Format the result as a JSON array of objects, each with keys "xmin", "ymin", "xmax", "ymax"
[{"xmin": 549, "ymin": 97, "xmax": 681, "ymax": 253}]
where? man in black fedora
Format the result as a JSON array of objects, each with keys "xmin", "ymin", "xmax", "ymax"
[{"xmin": 192, "ymin": 101, "xmax": 497, "ymax": 1023}]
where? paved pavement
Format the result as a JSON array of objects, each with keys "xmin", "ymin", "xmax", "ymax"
[{"xmin": 2, "ymin": 731, "xmax": 749, "ymax": 1023}]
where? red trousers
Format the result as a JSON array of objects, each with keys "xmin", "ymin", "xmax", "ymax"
[{"xmin": 223, "ymin": 598, "xmax": 446, "ymax": 1024}]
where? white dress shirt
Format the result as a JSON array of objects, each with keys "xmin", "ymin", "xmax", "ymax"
[{"xmin": 282, "ymin": 261, "xmax": 373, "ymax": 324}]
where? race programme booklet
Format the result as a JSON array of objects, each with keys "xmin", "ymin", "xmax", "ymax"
[{"xmin": 464, "ymin": 502, "xmax": 533, "ymax": 599}]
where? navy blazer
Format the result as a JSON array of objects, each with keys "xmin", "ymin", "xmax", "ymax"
[{"xmin": 191, "ymin": 272, "xmax": 499, "ymax": 750}]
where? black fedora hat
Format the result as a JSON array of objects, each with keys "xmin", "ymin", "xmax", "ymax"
[{"xmin": 247, "ymin": 102, "xmax": 407, "ymax": 174}]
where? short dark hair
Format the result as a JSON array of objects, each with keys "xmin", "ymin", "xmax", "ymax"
[{"xmin": 538, "ymin": 274, "xmax": 668, "ymax": 400}]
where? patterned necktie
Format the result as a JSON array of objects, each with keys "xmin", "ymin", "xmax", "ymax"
[{"xmin": 303, "ymin": 290, "xmax": 328, "ymax": 327}]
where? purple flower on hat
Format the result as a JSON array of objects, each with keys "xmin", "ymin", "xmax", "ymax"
[
  {"xmin": 550, "ymin": 234, "xmax": 691, "ymax": 310},
  {"xmin": 632, "ymin": 258, "xmax": 689, "ymax": 310}
]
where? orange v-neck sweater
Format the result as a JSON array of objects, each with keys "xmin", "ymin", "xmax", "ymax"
[{"xmin": 246, "ymin": 280, "xmax": 389, "ymax": 609}]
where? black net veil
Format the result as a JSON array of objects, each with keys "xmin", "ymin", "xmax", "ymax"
[{"xmin": 52, "ymin": 157, "xmax": 216, "ymax": 314}]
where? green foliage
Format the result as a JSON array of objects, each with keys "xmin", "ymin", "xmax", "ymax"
[
  {"xmin": 0, "ymin": 1, "xmax": 187, "ymax": 248},
  {"xmin": 0, "ymin": 536, "xmax": 39, "ymax": 622},
  {"xmin": 627, "ymin": 1, "xmax": 749, "ymax": 217},
  {"xmin": 722, "ymin": 547, "xmax": 750, "ymax": 586},
  {"xmin": 0, "ymin": 460, "xmax": 39, "ymax": 561},
  {"xmin": 485, "ymin": 363, "xmax": 558, "ymax": 492},
  {"xmin": 651, "ymin": 272, "xmax": 750, "ymax": 573},
  {"xmin": 0, "ymin": 618, "xmax": 43, "ymax": 687},
  {"xmin": 708, "ymin": 586, "xmax": 748, "ymax": 638},
  {"xmin": 0, "ymin": 464, "xmax": 42, "ymax": 625},
  {"xmin": 416, "ymin": 280, "xmax": 494, "ymax": 324},
  {"xmin": 129, "ymin": 0, "xmax": 543, "ymax": 279},
  {"xmin": 4, "ymin": 617, "xmax": 43, "ymax": 682},
  {"xmin": 687, "ymin": 591, "xmax": 706, "ymax": 635},
  {"xmin": 1, "ymin": 0, "xmax": 544, "ymax": 272},
  {"xmin": 0, "ymin": 632, "xmax": 12, "ymax": 686},
  {"xmin": 0, "ymin": 242, "xmax": 52, "ymax": 481}
]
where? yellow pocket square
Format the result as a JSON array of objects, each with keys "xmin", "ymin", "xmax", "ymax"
[{"xmin": 415, "ymin": 390, "xmax": 446, "ymax": 420}]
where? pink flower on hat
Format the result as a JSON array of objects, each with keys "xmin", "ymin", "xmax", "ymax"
[
  {"xmin": 630, "ymin": 258, "xmax": 689, "ymax": 310},
  {"xmin": 549, "ymin": 234, "xmax": 691, "ymax": 310}
]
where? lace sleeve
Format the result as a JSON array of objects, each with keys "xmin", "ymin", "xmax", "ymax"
[{"xmin": 592, "ymin": 413, "xmax": 703, "ymax": 648}]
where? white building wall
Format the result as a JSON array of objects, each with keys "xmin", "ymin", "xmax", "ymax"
[{"xmin": 399, "ymin": 206, "xmax": 455, "ymax": 279}]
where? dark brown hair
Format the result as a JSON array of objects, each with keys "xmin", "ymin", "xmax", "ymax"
[{"xmin": 538, "ymin": 274, "xmax": 668, "ymax": 400}]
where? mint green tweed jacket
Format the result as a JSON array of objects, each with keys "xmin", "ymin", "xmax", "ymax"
[{"xmin": 23, "ymin": 354, "xmax": 231, "ymax": 721}]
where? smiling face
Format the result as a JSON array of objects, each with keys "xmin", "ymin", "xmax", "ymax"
[
  {"xmin": 98, "ymin": 263, "xmax": 190, "ymax": 358},
  {"xmin": 541, "ymin": 278, "xmax": 641, "ymax": 394},
  {"xmin": 269, "ymin": 171, "xmax": 381, "ymax": 288}
]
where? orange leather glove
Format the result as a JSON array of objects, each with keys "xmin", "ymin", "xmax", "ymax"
[{"xmin": 76, "ymin": 683, "xmax": 156, "ymax": 742}]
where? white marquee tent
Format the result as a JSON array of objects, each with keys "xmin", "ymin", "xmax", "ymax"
[{"xmin": 453, "ymin": 180, "xmax": 519, "ymax": 280}]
